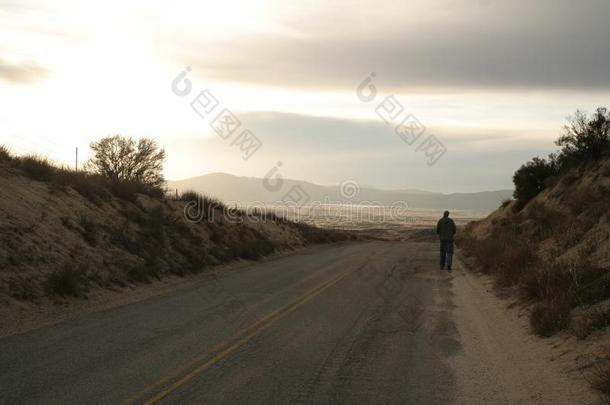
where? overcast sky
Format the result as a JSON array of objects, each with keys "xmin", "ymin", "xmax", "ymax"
[{"xmin": 1, "ymin": 0, "xmax": 609, "ymax": 192}]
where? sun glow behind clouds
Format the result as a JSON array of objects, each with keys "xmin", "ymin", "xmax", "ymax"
[
  {"xmin": 0, "ymin": 0, "xmax": 295, "ymax": 162},
  {"xmin": 1, "ymin": 0, "xmax": 609, "ymax": 190}
]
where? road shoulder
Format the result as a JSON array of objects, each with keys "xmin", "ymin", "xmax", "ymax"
[{"xmin": 450, "ymin": 254, "xmax": 601, "ymax": 404}]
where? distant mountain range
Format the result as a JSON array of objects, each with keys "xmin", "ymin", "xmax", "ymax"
[{"xmin": 168, "ymin": 173, "xmax": 512, "ymax": 212}]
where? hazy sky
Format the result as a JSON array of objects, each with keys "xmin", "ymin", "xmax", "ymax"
[{"xmin": 1, "ymin": 0, "xmax": 609, "ymax": 192}]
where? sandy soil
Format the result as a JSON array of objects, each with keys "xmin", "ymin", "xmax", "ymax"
[{"xmin": 450, "ymin": 253, "xmax": 601, "ymax": 404}]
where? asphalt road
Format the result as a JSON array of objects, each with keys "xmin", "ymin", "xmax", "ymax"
[{"xmin": 0, "ymin": 241, "xmax": 588, "ymax": 404}]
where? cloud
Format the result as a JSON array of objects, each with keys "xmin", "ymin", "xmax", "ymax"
[
  {"xmin": 0, "ymin": 0, "xmax": 31, "ymax": 12},
  {"xmin": 0, "ymin": 58, "xmax": 48, "ymax": 84},
  {"xmin": 172, "ymin": 0, "xmax": 610, "ymax": 92},
  {"xmin": 237, "ymin": 111, "xmax": 553, "ymax": 151},
  {"xmin": 166, "ymin": 111, "xmax": 557, "ymax": 192}
]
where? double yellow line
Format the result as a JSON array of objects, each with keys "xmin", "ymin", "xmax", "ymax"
[{"xmin": 122, "ymin": 266, "xmax": 356, "ymax": 405}]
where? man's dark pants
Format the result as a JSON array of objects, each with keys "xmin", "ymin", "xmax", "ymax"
[{"xmin": 440, "ymin": 239, "xmax": 454, "ymax": 269}]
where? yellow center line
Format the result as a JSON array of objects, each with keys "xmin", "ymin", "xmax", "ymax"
[{"xmin": 123, "ymin": 266, "xmax": 356, "ymax": 405}]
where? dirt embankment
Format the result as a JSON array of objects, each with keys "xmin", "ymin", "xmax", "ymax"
[
  {"xmin": 457, "ymin": 158, "xmax": 610, "ymax": 401},
  {"xmin": 0, "ymin": 154, "xmax": 354, "ymax": 334}
]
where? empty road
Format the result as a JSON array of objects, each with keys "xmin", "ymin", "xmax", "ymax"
[{"xmin": 0, "ymin": 241, "xmax": 594, "ymax": 404}]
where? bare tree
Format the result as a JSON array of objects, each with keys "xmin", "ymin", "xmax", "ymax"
[{"xmin": 86, "ymin": 135, "xmax": 166, "ymax": 188}]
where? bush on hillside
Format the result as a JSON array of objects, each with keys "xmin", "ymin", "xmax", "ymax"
[
  {"xmin": 512, "ymin": 156, "xmax": 558, "ymax": 209},
  {"xmin": 591, "ymin": 361, "xmax": 610, "ymax": 403},
  {"xmin": 86, "ymin": 135, "xmax": 166, "ymax": 189},
  {"xmin": 557, "ymin": 107, "xmax": 610, "ymax": 166},
  {"xmin": 46, "ymin": 264, "xmax": 88, "ymax": 298},
  {"xmin": 176, "ymin": 190, "xmax": 227, "ymax": 222},
  {"xmin": 512, "ymin": 107, "xmax": 610, "ymax": 209},
  {"xmin": 19, "ymin": 155, "xmax": 57, "ymax": 181},
  {"xmin": 0, "ymin": 145, "xmax": 12, "ymax": 162},
  {"xmin": 4, "ymin": 150, "xmax": 163, "ymax": 202}
]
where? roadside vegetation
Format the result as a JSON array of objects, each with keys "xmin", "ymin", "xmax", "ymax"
[
  {"xmin": 512, "ymin": 107, "xmax": 610, "ymax": 209},
  {"xmin": 0, "ymin": 137, "xmax": 354, "ymax": 306},
  {"xmin": 458, "ymin": 108, "xmax": 610, "ymax": 399}
]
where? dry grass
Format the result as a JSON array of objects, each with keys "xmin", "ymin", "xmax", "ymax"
[
  {"xmin": 459, "ymin": 201, "xmax": 610, "ymax": 337},
  {"xmin": 174, "ymin": 190, "xmax": 228, "ymax": 221},
  {"xmin": 530, "ymin": 300, "xmax": 572, "ymax": 337},
  {"xmin": 7, "ymin": 276, "xmax": 39, "ymax": 301},
  {"xmin": 457, "ymin": 226, "xmax": 534, "ymax": 285},
  {"xmin": 519, "ymin": 261, "xmax": 609, "ymax": 336},
  {"xmin": 79, "ymin": 215, "xmax": 98, "ymax": 246},
  {"xmin": 564, "ymin": 183, "xmax": 600, "ymax": 213},
  {"xmin": 0, "ymin": 148, "xmax": 358, "ymax": 307},
  {"xmin": 19, "ymin": 155, "xmax": 56, "ymax": 181},
  {"xmin": 459, "ymin": 156, "xmax": 610, "ymax": 401},
  {"xmin": 5, "ymin": 153, "xmax": 164, "ymax": 202},
  {"xmin": 0, "ymin": 145, "xmax": 11, "ymax": 162},
  {"xmin": 524, "ymin": 201, "xmax": 564, "ymax": 241},
  {"xmin": 572, "ymin": 305, "xmax": 610, "ymax": 339},
  {"xmin": 46, "ymin": 264, "xmax": 89, "ymax": 298},
  {"xmin": 590, "ymin": 361, "xmax": 610, "ymax": 404}
]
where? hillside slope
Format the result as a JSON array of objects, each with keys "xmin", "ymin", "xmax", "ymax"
[
  {"xmin": 460, "ymin": 158, "xmax": 610, "ymax": 277},
  {"xmin": 0, "ymin": 156, "xmax": 350, "ymax": 309},
  {"xmin": 457, "ymin": 158, "xmax": 610, "ymax": 399}
]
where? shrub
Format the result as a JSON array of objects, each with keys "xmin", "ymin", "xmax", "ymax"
[
  {"xmin": 590, "ymin": 361, "xmax": 610, "ymax": 403},
  {"xmin": 18, "ymin": 155, "xmax": 56, "ymax": 181},
  {"xmin": 86, "ymin": 135, "xmax": 166, "ymax": 189},
  {"xmin": 521, "ymin": 263, "xmax": 577, "ymax": 302},
  {"xmin": 236, "ymin": 227, "xmax": 276, "ymax": 260},
  {"xmin": 178, "ymin": 190, "xmax": 226, "ymax": 222},
  {"xmin": 46, "ymin": 264, "xmax": 87, "ymax": 297},
  {"xmin": 141, "ymin": 205, "xmax": 168, "ymax": 252},
  {"xmin": 511, "ymin": 106, "xmax": 610, "ymax": 209},
  {"xmin": 563, "ymin": 183, "xmax": 593, "ymax": 212},
  {"xmin": 513, "ymin": 156, "xmax": 558, "ymax": 209},
  {"xmin": 494, "ymin": 242, "xmax": 535, "ymax": 287},
  {"xmin": 182, "ymin": 250, "xmax": 207, "ymax": 274},
  {"xmin": 572, "ymin": 306, "xmax": 610, "ymax": 339},
  {"xmin": 573, "ymin": 264, "xmax": 610, "ymax": 305},
  {"xmin": 557, "ymin": 108, "xmax": 610, "ymax": 166},
  {"xmin": 522, "ymin": 262, "xmax": 609, "ymax": 336},
  {"xmin": 530, "ymin": 300, "xmax": 572, "ymax": 337},
  {"xmin": 126, "ymin": 258, "xmax": 162, "ymax": 283},
  {"xmin": 126, "ymin": 265, "xmax": 151, "ymax": 283},
  {"xmin": 178, "ymin": 190, "xmax": 200, "ymax": 202},
  {"xmin": 525, "ymin": 201, "xmax": 563, "ymax": 241},
  {"xmin": 8, "ymin": 149, "xmax": 164, "ymax": 203},
  {"xmin": 557, "ymin": 219, "xmax": 590, "ymax": 250},
  {"xmin": 53, "ymin": 171, "xmax": 111, "ymax": 202},
  {"xmin": 79, "ymin": 215, "xmax": 97, "ymax": 245},
  {"xmin": 7, "ymin": 276, "xmax": 38, "ymax": 301},
  {"xmin": 0, "ymin": 145, "xmax": 12, "ymax": 162}
]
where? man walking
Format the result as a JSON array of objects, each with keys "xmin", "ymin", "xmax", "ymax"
[{"xmin": 436, "ymin": 210, "xmax": 456, "ymax": 271}]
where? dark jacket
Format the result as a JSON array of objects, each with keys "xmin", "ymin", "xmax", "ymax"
[{"xmin": 436, "ymin": 217, "xmax": 456, "ymax": 241}]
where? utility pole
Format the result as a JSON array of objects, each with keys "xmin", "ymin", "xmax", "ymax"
[{"xmin": 75, "ymin": 147, "xmax": 78, "ymax": 172}]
